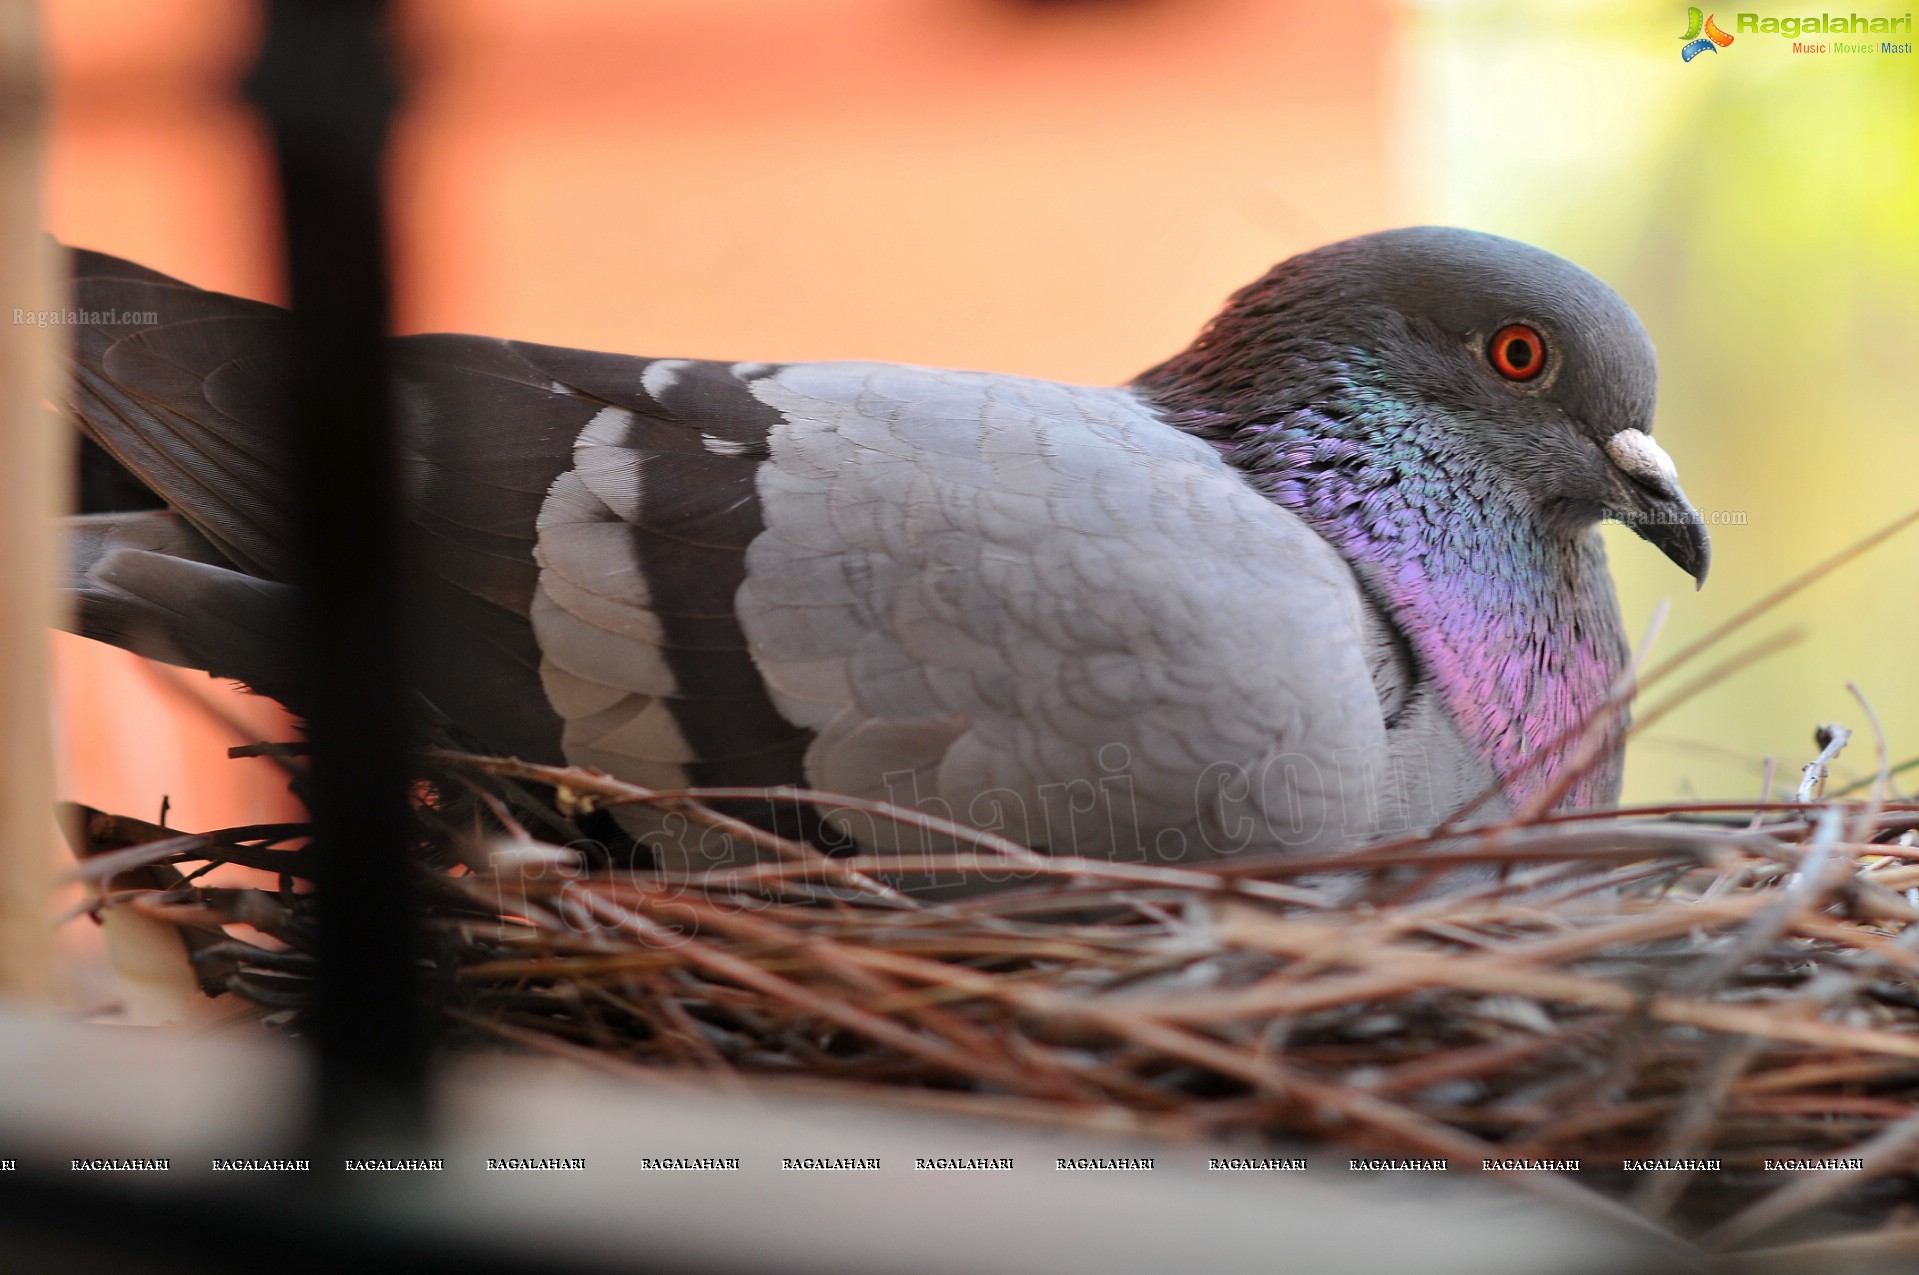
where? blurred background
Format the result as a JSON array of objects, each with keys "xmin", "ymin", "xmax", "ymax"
[{"xmin": 40, "ymin": 0, "xmax": 1919, "ymax": 898}]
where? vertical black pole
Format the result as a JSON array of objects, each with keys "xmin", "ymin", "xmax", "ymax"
[{"xmin": 245, "ymin": 0, "xmax": 427, "ymax": 1145}]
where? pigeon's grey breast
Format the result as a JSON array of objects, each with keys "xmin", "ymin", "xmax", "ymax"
[{"xmin": 533, "ymin": 359, "xmax": 1394, "ymax": 868}]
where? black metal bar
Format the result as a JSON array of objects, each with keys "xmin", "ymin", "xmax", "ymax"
[{"xmin": 244, "ymin": 0, "xmax": 428, "ymax": 1143}]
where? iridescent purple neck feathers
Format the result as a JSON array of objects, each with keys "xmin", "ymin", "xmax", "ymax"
[
  {"xmin": 1138, "ymin": 370, "xmax": 1631, "ymax": 813},
  {"xmin": 1123, "ymin": 228, "xmax": 1708, "ymax": 814}
]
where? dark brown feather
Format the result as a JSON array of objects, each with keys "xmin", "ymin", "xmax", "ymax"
[{"xmin": 65, "ymin": 248, "xmax": 814, "ymax": 793}]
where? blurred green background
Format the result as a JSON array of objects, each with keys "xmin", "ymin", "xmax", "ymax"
[{"xmin": 1406, "ymin": 0, "xmax": 1919, "ymax": 803}]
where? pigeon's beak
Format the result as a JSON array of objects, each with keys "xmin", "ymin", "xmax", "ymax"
[{"xmin": 1604, "ymin": 428, "xmax": 1711, "ymax": 588}]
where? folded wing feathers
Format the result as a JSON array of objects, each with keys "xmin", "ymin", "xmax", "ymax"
[
  {"xmin": 527, "ymin": 357, "xmax": 812, "ymax": 794},
  {"xmin": 729, "ymin": 363, "xmax": 1388, "ymax": 860}
]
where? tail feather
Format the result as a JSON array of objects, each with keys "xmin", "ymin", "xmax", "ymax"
[
  {"xmin": 69, "ymin": 249, "xmax": 298, "ymax": 579},
  {"xmin": 60, "ymin": 244, "xmax": 585, "ymax": 764},
  {"xmin": 64, "ymin": 510, "xmax": 298, "ymax": 701}
]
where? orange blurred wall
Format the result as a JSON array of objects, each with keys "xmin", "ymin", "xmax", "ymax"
[{"xmin": 44, "ymin": 0, "xmax": 1401, "ymax": 832}]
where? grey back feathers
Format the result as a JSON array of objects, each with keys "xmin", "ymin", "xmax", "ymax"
[{"xmin": 736, "ymin": 362, "xmax": 1390, "ymax": 859}]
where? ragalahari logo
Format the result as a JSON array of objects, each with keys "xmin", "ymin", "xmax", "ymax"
[{"xmin": 1681, "ymin": 8, "xmax": 1736, "ymax": 58}]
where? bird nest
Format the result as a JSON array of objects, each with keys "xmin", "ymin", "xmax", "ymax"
[{"xmin": 63, "ymin": 735, "xmax": 1919, "ymax": 1263}]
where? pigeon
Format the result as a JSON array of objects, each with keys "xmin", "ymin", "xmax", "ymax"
[{"xmin": 60, "ymin": 227, "xmax": 1708, "ymax": 881}]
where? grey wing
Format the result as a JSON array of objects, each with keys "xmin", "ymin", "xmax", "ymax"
[
  {"xmin": 527, "ymin": 357, "xmax": 813, "ymax": 799},
  {"xmin": 733, "ymin": 363, "xmax": 1387, "ymax": 867}
]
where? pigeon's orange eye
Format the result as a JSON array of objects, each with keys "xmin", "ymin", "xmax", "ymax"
[{"xmin": 1488, "ymin": 324, "xmax": 1546, "ymax": 381}]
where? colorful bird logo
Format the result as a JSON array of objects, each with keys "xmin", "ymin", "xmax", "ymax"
[{"xmin": 1680, "ymin": 8, "xmax": 1734, "ymax": 60}]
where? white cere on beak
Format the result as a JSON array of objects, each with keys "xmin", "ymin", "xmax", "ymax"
[{"xmin": 1605, "ymin": 428, "xmax": 1680, "ymax": 496}]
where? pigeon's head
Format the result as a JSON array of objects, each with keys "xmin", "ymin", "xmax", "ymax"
[{"xmin": 1140, "ymin": 226, "xmax": 1710, "ymax": 585}]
